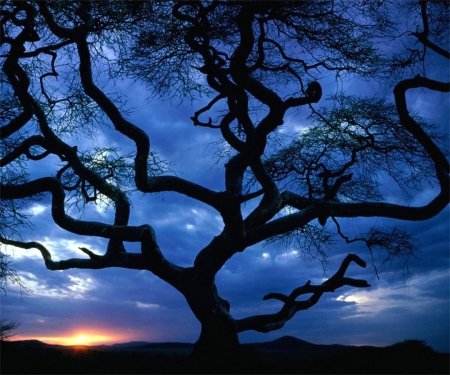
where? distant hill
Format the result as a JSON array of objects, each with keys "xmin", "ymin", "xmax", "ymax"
[
  {"xmin": 109, "ymin": 341, "xmax": 155, "ymax": 349},
  {"xmin": 2, "ymin": 335, "xmax": 342, "ymax": 351},
  {"xmin": 1, "ymin": 339, "xmax": 51, "ymax": 347},
  {"xmin": 109, "ymin": 341, "xmax": 194, "ymax": 349},
  {"xmin": 245, "ymin": 335, "xmax": 348, "ymax": 351},
  {"xmin": 140, "ymin": 342, "xmax": 194, "ymax": 349},
  {"xmin": 2, "ymin": 336, "xmax": 448, "ymax": 374}
]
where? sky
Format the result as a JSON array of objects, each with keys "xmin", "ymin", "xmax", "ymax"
[
  {"xmin": 1, "ymin": 3, "xmax": 449, "ymax": 354},
  {"xmin": 1, "ymin": 74, "xmax": 449, "ymax": 352}
]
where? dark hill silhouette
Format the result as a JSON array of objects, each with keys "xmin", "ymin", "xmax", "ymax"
[
  {"xmin": 109, "ymin": 341, "xmax": 156, "ymax": 349},
  {"xmin": 2, "ymin": 339, "xmax": 50, "ymax": 347},
  {"xmin": 245, "ymin": 335, "xmax": 347, "ymax": 351},
  {"xmin": 1, "ymin": 335, "xmax": 335, "ymax": 350},
  {"xmin": 1, "ymin": 337, "xmax": 448, "ymax": 374},
  {"xmin": 247, "ymin": 335, "xmax": 315, "ymax": 350},
  {"xmin": 139, "ymin": 342, "xmax": 194, "ymax": 349}
]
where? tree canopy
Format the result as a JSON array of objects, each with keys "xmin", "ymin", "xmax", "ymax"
[{"xmin": 1, "ymin": 0, "xmax": 448, "ymax": 371}]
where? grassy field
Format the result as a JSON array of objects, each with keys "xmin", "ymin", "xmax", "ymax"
[{"xmin": 1, "ymin": 336, "xmax": 448, "ymax": 374}]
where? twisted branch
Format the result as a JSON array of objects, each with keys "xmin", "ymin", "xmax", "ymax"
[
  {"xmin": 236, "ymin": 254, "xmax": 370, "ymax": 333},
  {"xmin": 0, "ymin": 226, "xmax": 186, "ymax": 292}
]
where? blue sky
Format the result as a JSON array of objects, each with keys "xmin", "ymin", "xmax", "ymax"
[{"xmin": 1, "ymin": 73, "xmax": 449, "ymax": 352}]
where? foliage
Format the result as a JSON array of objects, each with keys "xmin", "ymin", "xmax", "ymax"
[
  {"xmin": 0, "ymin": 319, "xmax": 20, "ymax": 341},
  {"xmin": 0, "ymin": 250, "xmax": 29, "ymax": 296},
  {"xmin": 0, "ymin": 251, "xmax": 27, "ymax": 341}
]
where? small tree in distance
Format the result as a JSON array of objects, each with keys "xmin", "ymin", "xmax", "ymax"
[
  {"xmin": 1, "ymin": 251, "xmax": 28, "ymax": 341},
  {"xmin": 0, "ymin": 320, "xmax": 20, "ymax": 341},
  {"xmin": 1, "ymin": 1, "xmax": 448, "ymax": 371}
]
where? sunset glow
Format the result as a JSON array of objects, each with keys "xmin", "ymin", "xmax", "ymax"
[{"xmin": 16, "ymin": 332, "xmax": 118, "ymax": 346}]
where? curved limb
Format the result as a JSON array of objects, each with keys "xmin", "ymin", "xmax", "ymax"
[
  {"xmin": 0, "ymin": 136, "xmax": 50, "ymax": 166},
  {"xmin": 0, "ymin": 225, "xmax": 186, "ymax": 293},
  {"xmin": 190, "ymin": 94, "xmax": 224, "ymax": 128},
  {"xmin": 1, "ymin": 177, "xmax": 141, "ymax": 242},
  {"xmin": 393, "ymin": 76, "xmax": 449, "ymax": 180},
  {"xmin": 411, "ymin": 2, "xmax": 450, "ymax": 60},
  {"xmin": 236, "ymin": 254, "xmax": 370, "ymax": 333},
  {"xmin": 72, "ymin": 16, "xmax": 227, "ymax": 213}
]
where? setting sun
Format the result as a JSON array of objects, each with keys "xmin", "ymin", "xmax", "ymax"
[
  {"xmin": 61, "ymin": 333, "xmax": 111, "ymax": 346},
  {"xmin": 74, "ymin": 336, "xmax": 88, "ymax": 344},
  {"xmin": 17, "ymin": 332, "xmax": 119, "ymax": 346}
]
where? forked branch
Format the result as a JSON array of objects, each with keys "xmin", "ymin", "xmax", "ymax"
[
  {"xmin": 0, "ymin": 235, "xmax": 138, "ymax": 270},
  {"xmin": 236, "ymin": 254, "xmax": 370, "ymax": 333},
  {"xmin": 0, "ymin": 227, "xmax": 187, "ymax": 292}
]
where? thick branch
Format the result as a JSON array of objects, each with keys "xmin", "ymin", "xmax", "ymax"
[
  {"xmin": 0, "ymin": 136, "xmax": 50, "ymax": 166},
  {"xmin": 413, "ymin": 32, "xmax": 450, "ymax": 59},
  {"xmin": 0, "ymin": 106, "xmax": 33, "ymax": 140},
  {"xmin": 74, "ymin": 28, "xmax": 226, "ymax": 214},
  {"xmin": 1, "ymin": 178, "xmax": 141, "ymax": 241},
  {"xmin": 220, "ymin": 111, "xmax": 246, "ymax": 151},
  {"xmin": 0, "ymin": 234, "xmax": 153, "ymax": 271},
  {"xmin": 0, "ymin": 228, "xmax": 187, "ymax": 293},
  {"xmin": 2, "ymin": 15, "xmax": 133, "ymax": 242},
  {"xmin": 230, "ymin": 5, "xmax": 283, "ymax": 109},
  {"xmin": 414, "ymin": 3, "xmax": 449, "ymax": 60},
  {"xmin": 1, "ymin": 28, "xmax": 34, "ymax": 139},
  {"xmin": 75, "ymin": 36, "xmax": 152, "ymax": 193},
  {"xmin": 145, "ymin": 176, "xmax": 227, "ymax": 212},
  {"xmin": 37, "ymin": 2, "xmax": 78, "ymax": 39},
  {"xmin": 190, "ymin": 94, "xmax": 224, "ymax": 128},
  {"xmin": 236, "ymin": 254, "xmax": 370, "ymax": 333},
  {"xmin": 393, "ymin": 76, "xmax": 449, "ymax": 179},
  {"xmin": 245, "ymin": 195, "xmax": 449, "ymax": 247},
  {"xmin": 283, "ymin": 81, "xmax": 323, "ymax": 109},
  {"xmin": 0, "ymin": 235, "xmax": 112, "ymax": 270},
  {"xmin": 244, "ymin": 159, "xmax": 283, "ymax": 229}
]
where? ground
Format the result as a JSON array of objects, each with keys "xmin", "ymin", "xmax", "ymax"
[{"xmin": 1, "ymin": 336, "xmax": 448, "ymax": 374}]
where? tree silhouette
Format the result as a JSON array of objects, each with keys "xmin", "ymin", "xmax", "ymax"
[
  {"xmin": 1, "ymin": 1, "xmax": 448, "ymax": 371},
  {"xmin": 1, "ymin": 250, "xmax": 28, "ymax": 341}
]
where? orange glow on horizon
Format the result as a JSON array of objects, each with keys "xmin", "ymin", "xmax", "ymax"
[{"xmin": 12, "ymin": 331, "xmax": 128, "ymax": 346}]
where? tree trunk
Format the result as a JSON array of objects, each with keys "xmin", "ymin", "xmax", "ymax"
[
  {"xmin": 179, "ymin": 278, "xmax": 251, "ymax": 373},
  {"xmin": 182, "ymin": 314, "xmax": 247, "ymax": 373}
]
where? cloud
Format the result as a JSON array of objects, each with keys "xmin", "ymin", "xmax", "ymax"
[
  {"xmin": 334, "ymin": 269, "xmax": 449, "ymax": 317},
  {"xmin": 136, "ymin": 302, "xmax": 160, "ymax": 309},
  {"xmin": 26, "ymin": 204, "xmax": 47, "ymax": 216}
]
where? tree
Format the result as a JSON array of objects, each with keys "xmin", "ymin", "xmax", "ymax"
[
  {"xmin": 0, "ymin": 319, "xmax": 20, "ymax": 341},
  {"xmin": 1, "ymin": 0, "xmax": 448, "ymax": 371},
  {"xmin": 1, "ymin": 250, "xmax": 28, "ymax": 341}
]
